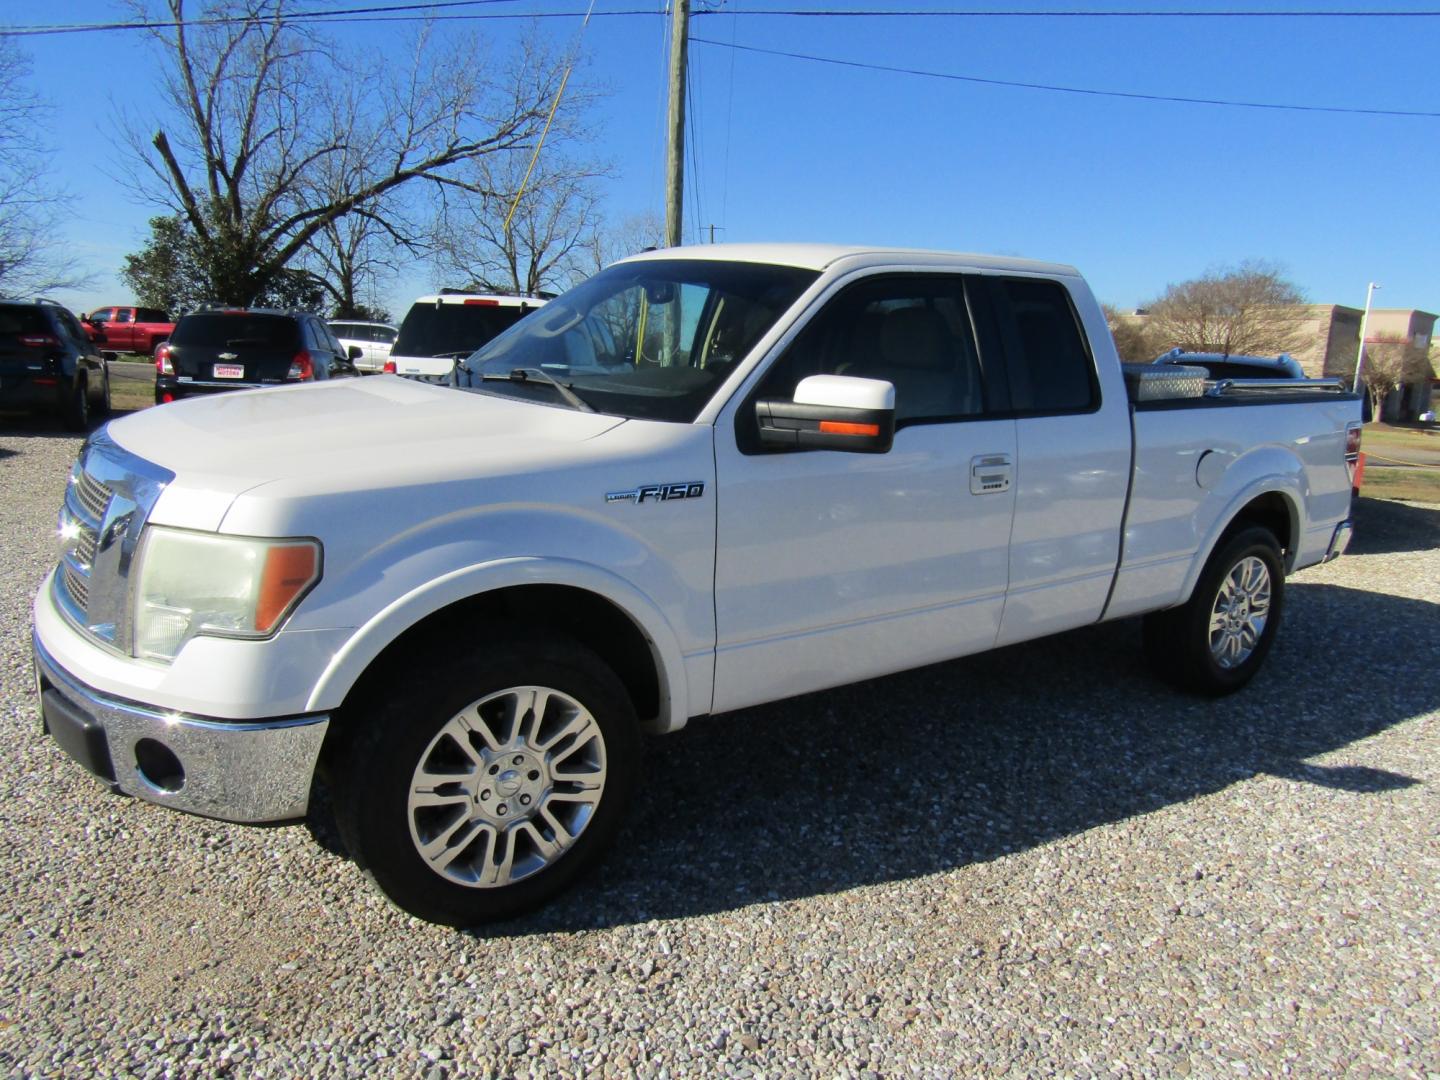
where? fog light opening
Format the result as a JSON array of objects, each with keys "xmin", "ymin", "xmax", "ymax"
[{"xmin": 134, "ymin": 738, "xmax": 185, "ymax": 793}]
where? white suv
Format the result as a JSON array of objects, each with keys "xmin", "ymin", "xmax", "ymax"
[
  {"xmin": 328, "ymin": 320, "xmax": 398, "ymax": 374},
  {"xmin": 385, "ymin": 292, "xmax": 545, "ymax": 382}
]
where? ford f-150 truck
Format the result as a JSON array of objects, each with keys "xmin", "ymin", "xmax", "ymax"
[
  {"xmin": 33, "ymin": 245, "xmax": 1362, "ymax": 926},
  {"xmin": 82, "ymin": 306, "xmax": 175, "ymax": 358}
]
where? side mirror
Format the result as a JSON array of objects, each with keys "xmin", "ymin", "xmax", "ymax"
[
  {"xmin": 348, "ymin": 345, "xmax": 363, "ymax": 361},
  {"xmin": 756, "ymin": 374, "xmax": 896, "ymax": 453}
]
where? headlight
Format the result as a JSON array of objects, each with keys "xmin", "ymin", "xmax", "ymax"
[{"xmin": 132, "ymin": 527, "xmax": 322, "ymax": 662}]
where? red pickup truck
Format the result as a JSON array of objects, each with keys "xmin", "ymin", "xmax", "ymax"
[{"xmin": 83, "ymin": 306, "xmax": 175, "ymax": 357}]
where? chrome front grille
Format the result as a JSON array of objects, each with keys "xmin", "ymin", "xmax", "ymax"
[
  {"xmin": 52, "ymin": 431, "xmax": 174, "ymax": 654},
  {"xmin": 62, "ymin": 562, "xmax": 89, "ymax": 609},
  {"xmin": 73, "ymin": 469, "xmax": 113, "ymax": 521}
]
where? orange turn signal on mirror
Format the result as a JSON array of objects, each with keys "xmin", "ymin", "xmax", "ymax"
[{"xmin": 818, "ymin": 420, "xmax": 880, "ymax": 437}]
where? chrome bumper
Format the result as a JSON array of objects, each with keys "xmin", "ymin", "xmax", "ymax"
[
  {"xmin": 33, "ymin": 633, "xmax": 329, "ymax": 823},
  {"xmin": 1324, "ymin": 519, "xmax": 1354, "ymax": 562}
]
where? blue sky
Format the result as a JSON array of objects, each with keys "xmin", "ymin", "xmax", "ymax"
[{"xmin": 10, "ymin": 1, "xmax": 1440, "ymax": 320}]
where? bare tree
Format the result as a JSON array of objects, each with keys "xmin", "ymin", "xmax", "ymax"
[
  {"xmin": 123, "ymin": 0, "xmax": 578, "ymax": 305},
  {"xmin": 430, "ymin": 149, "xmax": 608, "ymax": 295},
  {"xmin": 0, "ymin": 39, "xmax": 92, "ymax": 296},
  {"xmin": 1102, "ymin": 304, "xmax": 1157, "ymax": 363},
  {"xmin": 1356, "ymin": 335, "xmax": 1413, "ymax": 422},
  {"xmin": 583, "ymin": 211, "xmax": 666, "ymax": 275},
  {"xmin": 1144, "ymin": 260, "xmax": 1306, "ymax": 357},
  {"xmin": 305, "ymin": 205, "xmax": 406, "ymax": 318}
]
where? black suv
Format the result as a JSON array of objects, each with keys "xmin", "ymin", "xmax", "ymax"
[
  {"xmin": 156, "ymin": 308, "xmax": 360, "ymax": 404},
  {"xmin": 0, "ymin": 299, "xmax": 110, "ymax": 430}
]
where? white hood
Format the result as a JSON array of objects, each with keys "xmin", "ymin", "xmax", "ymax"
[{"xmin": 107, "ymin": 376, "xmax": 626, "ymax": 530}]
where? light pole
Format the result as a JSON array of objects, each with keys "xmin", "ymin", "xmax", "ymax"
[{"xmin": 1351, "ymin": 282, "xmax": 1380, "ymax": 394}]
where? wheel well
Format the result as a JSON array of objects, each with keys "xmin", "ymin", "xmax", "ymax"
[
  {"xmin": 335, "ymin": 584, "xmax": 662, "ymax": 730},
  {"xmin": 1217, "ymin": 492, "xmax": 1294, "ymax": 560}
]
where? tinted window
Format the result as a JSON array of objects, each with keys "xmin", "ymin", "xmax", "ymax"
[
  {"xmin": 992, "ymin": 277, "xmax": 1096, "ymax": 413},
  {"xmin": 137, "ymin": 308, "xmax": 170, "ymax": 323},
  {"xmin": 113, "ymin": 309, "xmax": 133, "ymax": 323},
  {"xmin": 330, "ymin": 322, "xmax": 359, "ymax": 338},
  {"xmin": 394, "ymin": 303, "xmax": 531, "ymax": 359},
  {"xmin": 171, "ymin": 313, "xmax": 300, "ymax": 349},
  {"xmin": 89, "ymin": 308, "xmax": 113, "ymax": 323},
  {"xmin": 0, "ymin": 304, "xmax": 52, "ymax": 337},
  {"xmin": 753, "ymin": 275, "xmax": 987, "ymax": 425},
  {"xmin": 373, "ymin": 325, "xmax": 397, "ymax": 344}
]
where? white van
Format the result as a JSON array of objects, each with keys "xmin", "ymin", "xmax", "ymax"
[{"xmin": 384, "ymin": 292, "xmax": 545, "ymax": 382}]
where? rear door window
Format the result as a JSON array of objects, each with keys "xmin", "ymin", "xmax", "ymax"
[
  {"xmin": 986, "ymin": 277, "xmax": 1097, "ymax": 414},
  {"xmin": 0, "ymin": 305, "xmax": 51, "ymax": 337}
]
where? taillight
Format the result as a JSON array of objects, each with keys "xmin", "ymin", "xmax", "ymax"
[
  {"xmin": 382, "ymin": 359, "xmax": 396, "ymax": 374},
  {"xmin": 287, "ymin": 350, "xmax": 314, "ymax": 380},
  {"xmin": 1344, "ymin": 421, "xmax": 1363, "ymax": 461},
  {"xmin": 155, "ymin": 343, "xmax": 174, "ymax": 375},
  {"xmin": 1345, "ymin": 420, "xmax": 1364, "ymax": 488},
  {"xmin": 19, "ymin": 334, "xmax": 60, "ymax": 349}
]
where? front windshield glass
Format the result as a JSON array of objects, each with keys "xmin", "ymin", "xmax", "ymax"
[{"xmin": 457, "ymin": 259, "xmax": 818, "ymax": 422}]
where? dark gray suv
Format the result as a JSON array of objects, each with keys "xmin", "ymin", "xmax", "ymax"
[{"xmin": 0, "ymin": 299, "xmax": 110, "ymax": 430}]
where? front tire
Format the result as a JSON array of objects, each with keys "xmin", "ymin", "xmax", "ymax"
[
  {"xmin": 1144, "ymin": 526, "xmax": 1285, "ymax": 696},
  {"xmin": 331, "ymin": 635, "xmax": 640, "ymax": 926}
]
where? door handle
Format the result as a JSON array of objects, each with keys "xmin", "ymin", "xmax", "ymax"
[{"xmin": 970, "ymin": 454, "xmax": 1013, "ymax": 495}]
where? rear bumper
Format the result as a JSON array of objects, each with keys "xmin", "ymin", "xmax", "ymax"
[
  {"xmin": 156, "ymin": 375, "xmax": 271, "ymax": 399},
  {"xmin": 33, "ymin": 632, "xmax": 329, "ymax": 823},
  {"xmin": 1324, "ymin": 519, "xmax": 1353, "ymax": 562},
  {"xmin": 0, "ymin": 374, "xmax": 68, "ymax": 412}
]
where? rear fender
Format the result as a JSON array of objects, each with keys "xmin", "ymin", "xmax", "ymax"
[{"xmin": 1177, "ymin": 448, "xmax": 1305, "ymax": 605}]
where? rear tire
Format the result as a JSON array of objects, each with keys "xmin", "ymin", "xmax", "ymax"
[
  {"xmin": 94, "ymin": 364, "xmax": 112, "ymax": 419},
  {"xmin": 1143, "ymin": 526, "xmax": 1285, "ymax": 696},
  {"xmin": 62, "ymin": 376, "xmax": 90, "ymax": 431},
  {"xmin": 330, "ymin": 634, "xmax": 641, "ymax": 926}
]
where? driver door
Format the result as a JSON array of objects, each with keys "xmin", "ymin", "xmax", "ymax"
[{"xmin": 711, "ymin": 272, "xmax": 1017, "ymax": 714}]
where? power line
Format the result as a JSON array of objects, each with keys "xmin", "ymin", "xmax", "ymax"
[
  {"xmin": 692, "ymin": 36, "xmax": 1440, "ymax": 118},
  {"xmin": 7, "ymin": 5, "xmax": 1440, "ymax": 37}
]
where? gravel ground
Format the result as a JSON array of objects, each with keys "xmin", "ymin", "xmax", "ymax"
[{"xmin": 1, "ymin": 424, "xmax": 1437, "ymax": 1078}]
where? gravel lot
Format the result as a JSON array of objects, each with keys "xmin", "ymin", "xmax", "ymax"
[{"xmin": 1, "ymin": 422, "xmax": 1437, "ymax": 1078}]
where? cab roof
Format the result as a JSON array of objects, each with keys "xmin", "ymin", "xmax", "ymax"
[{"xmin": 618, "ymin": 242, "xmax": 1079, "ymax": 277}]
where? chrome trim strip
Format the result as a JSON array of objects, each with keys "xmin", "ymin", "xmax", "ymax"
[
  {"xmin": 1324, "ymin": 520, "xmax": 1353, "ymax": 563},
  {"xmin": 34, "ymin": 633, "xmax": 328, "ymax": 824}
]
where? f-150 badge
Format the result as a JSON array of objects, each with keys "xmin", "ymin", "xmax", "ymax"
[{"xmin": 605, "ymin": 482, "xmax": 704, "ymax": 505}]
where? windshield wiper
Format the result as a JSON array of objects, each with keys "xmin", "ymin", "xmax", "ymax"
[
  {"xmin": 479, "ymin": 367, "xmax": 595, "ymax": 413},
  {"xmin": 429, "ymin": 349, "xmax": 475, "ymax": 359}
]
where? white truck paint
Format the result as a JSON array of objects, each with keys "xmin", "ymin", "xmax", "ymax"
[{"xmin": 33, "ymin": 244, "xmax": 1361, "ymax": 924}]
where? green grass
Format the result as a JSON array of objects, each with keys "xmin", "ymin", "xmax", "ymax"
[
  {"xmin": 1359, "ymin": 467, "xmax": 1440, "ymax": 504},
  {"xmin": 109, "ymin": 380, "xmax": 155, "ymax": 414},
  {"xmin": 1363, "ymin": 422, "xmax": 1440, "ymax": 456}
]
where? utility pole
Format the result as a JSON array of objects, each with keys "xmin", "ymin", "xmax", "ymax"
[
  {"xmin": 1352, "ymin": 281, "xmax": 1380, "ymax": 393},
  {"xmin": 664, "ymin": 0, "xmax": 690, "ymax": 248}
]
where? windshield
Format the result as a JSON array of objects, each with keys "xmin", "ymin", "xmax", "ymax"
[
  {"xmin": 393, "ymin": 302, "xmax": 533, "ymax": 358},
  {"xmin": 457, "ymin": 260, "xmax": 817, "ymax": 422}
]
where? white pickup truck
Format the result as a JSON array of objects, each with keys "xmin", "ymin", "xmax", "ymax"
[{"xmin": 33, "ymin": 245, "xmax": 1362, "ymax": 926}]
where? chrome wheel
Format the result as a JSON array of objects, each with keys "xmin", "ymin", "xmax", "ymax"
[
  {"xmin": 1208, "ymin": 555, "xmax": 1271, "ymax": 669},
  {"xmin": 406, "ymin": 685, "xmax": 607, "ymax": 889}
]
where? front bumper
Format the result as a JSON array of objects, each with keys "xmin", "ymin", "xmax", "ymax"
[{"xmin": 33, "ymin": 633, "xmax": 329, "ymax": 823}]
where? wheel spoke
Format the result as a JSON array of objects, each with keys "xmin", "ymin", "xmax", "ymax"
[
  {"xmin": 479, "ymin": 828, "xmax": 517, "ymax": 886},
  {"xmin": 534, "ymin": 709, "xmax": 597, "ymax": 753},
  {"xmin": 454, "ymin": 709, "xmax": 503, "ymax": 756},
  {"xmin": 410, "ymin": 788, "xmax": 470, "ymax": 810},
  {"xmin": 419, "ymin": 816, "xmax": 488, "ymax": 871},
  {"xmin": 517, "ymin": 818, "xmax": 567, "ymax": 863}
]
